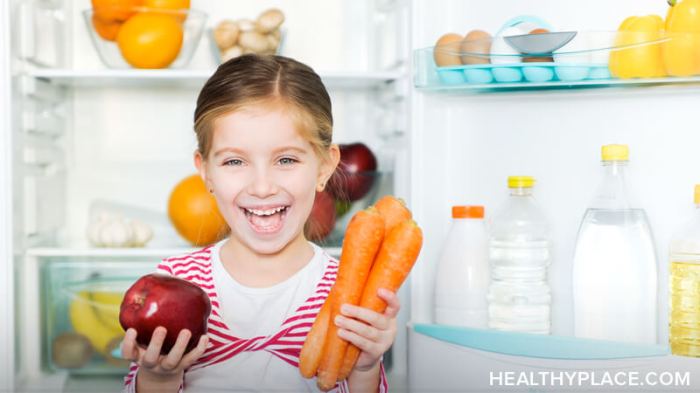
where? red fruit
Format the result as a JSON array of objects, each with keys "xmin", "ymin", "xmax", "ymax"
[
  {"xmin": 306, "ymin": 191, "xmax": 337, "ymax": 241},
  {"xmin": 119, "ymin": 273, "xmax": 211, "ymax": 355},
  {"xmin": 329, "ymin": 143, "xmax": 378, "ymax": 201}
]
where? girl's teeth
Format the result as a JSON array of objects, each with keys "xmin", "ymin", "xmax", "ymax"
[{"xmin": 246, "ymin": 207, "xmax": 285, "ymax": 216}]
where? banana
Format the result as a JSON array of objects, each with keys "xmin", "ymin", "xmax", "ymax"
[
  {"xmin": 89, "ymin": 291, "xmax": 124, "ymax": 332},
  {"xmin": 68, "ymin": 290, "xmax": 124, "ymax": 357}
]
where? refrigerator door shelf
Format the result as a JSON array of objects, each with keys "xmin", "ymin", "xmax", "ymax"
[{"xmin": 409, "ymin": 323, "xmax": 699, "ymax": 392}]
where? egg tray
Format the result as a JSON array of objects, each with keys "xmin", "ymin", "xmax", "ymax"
[{"xmin": 436, "ymin": 62, "xmax": 611, "ymax": 85}]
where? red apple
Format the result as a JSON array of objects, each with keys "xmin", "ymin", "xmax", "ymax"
[
  {"xmin": 306, "ymin": 190, "xmax": 337, "ymax": 241},
  {"xmin": 119, "ymin": 273, "xmax": 211, "ymax": 355},
  {"xmin": 329, "ymin": 143, "xmax": 378, "ymax": 201}
]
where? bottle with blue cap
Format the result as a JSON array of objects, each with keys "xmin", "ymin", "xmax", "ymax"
[
  {"xmin": 572, "ymin": 144, "xmax": 658, "ymax": 344},
  {"xmin": 487, "ymin": 176, "xmax": 552, "ymax": 334}
]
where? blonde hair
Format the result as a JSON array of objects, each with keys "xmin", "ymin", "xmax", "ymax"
[{"xmin": 194, "ymin": 54, "xmax": 333, "ymax": 162}]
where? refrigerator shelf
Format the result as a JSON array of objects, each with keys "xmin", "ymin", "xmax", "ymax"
[
  {"xmin": 409, "ymin": 324, "xmax": 700, "ymax": 392},
  {"xmin": 26, "ymin": 246, "xmax": 343, "ymax": 259},
  {"xmin": 27, "ymin": 69, "xmax": 406, "ymax": 89}
]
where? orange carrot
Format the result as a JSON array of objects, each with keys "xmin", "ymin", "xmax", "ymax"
[
  {"xmin": 315, "ymin": 208, "xmax": 385, "ymax": 391},
  {"xmin": 374, "ymin": 195, "xmax": 412, "ymax": 234},
  {"xmin": 338, "ymin": 219, "xmax": 423, "ymax": 381},
  {"xmin": 299, "ymin": 292, "xmax": 334, "ymax": 378}
]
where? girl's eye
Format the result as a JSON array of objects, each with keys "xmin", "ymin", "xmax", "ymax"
[
  {"xmin": 224, "ymin": 159, "xmax": 243, "ymax": 166},
  {"xmin": 278, "ymin": 157, "xmax": 298, "ymax": 165}
]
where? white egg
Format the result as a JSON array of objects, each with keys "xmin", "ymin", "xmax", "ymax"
[{"xmin": 490, "ymin": 26, "xmax": 524, "ymax": 64}]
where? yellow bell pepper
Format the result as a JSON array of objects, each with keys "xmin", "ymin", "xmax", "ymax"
[
  {"xmin": 609, "ymin": 15, "xmax": 665, "ymax": 79},
  {"xmin": 664, "ymin": 0, "xmax": 700, "ymax": 76}
]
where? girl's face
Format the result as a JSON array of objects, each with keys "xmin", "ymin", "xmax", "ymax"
[{"xmin": 196, "ymin": 105, "xmax": 338, "ymax": 255}]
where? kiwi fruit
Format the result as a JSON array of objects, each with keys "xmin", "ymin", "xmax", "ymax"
[{"xmin": 52, "ymin": 332, "xmax": 93, "ymax": 369}]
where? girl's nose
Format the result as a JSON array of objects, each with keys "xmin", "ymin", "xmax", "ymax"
[{"xmin": 248, "ymin": 168, "xmax": 278, "ymax": 198}]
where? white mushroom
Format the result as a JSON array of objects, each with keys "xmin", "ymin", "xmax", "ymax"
[
  {"xmin": 256, "ymin": 8, "xmax": 285, "ymax": 34},
  {"xmin": 213, "ymin": 20, "xmax": 240, "ymax": 50}
]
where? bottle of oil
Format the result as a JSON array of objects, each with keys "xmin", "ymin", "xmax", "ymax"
[{"xmin": 669, "ymin": 185, "xmax": 700, "ymax": 357}]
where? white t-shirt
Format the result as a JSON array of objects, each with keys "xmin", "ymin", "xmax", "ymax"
[{"xmin": 185, "ymin": 240, "xmax": 328, "ymax": 392}]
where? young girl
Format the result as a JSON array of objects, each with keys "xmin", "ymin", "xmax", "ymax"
[{"xmin": 120, "ymin": 55, "xmax": 397, "ymax": 392}]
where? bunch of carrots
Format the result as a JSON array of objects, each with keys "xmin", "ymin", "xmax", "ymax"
[{"xmin": 299, "ymin": 195, "xmax": 423, "ymax": 391}]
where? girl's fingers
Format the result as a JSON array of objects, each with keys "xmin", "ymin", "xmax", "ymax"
[
  {"xmin": 120, "ymin": 328, "xmax": 139, "ymax": 361},
  {"xmin": 377, "ymin": 288, "xmax": 400, "ymax": 318},
  {"xmin": 141, "ymin": 327, "xmax": 167, "ymax": 368},
  {"xmin": 338, "ymin": 328, "xmax": 381, "ymax": 358},
  {"xmin": 341, "ymin": 304, "xmax": 389, "ymax": 330},
  {"xmin": 182, "ymin": 334, "xmax": 209, "ymax": 366},
  {"xmin": 161, "ymin": 329, "xmax": 191, "ymax": 371},
  {"xmin": 335, "ymin": 315, "xmax": 380, "ymax": 342}
]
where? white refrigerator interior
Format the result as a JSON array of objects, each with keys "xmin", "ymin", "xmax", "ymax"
[{"xmin": 3, "ymin": 0, "xmax": 700, "ymax": 391}]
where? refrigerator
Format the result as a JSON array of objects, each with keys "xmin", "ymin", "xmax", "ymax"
[{"xmin": 1, "ymin": 0, "xmax": 700, "ymax": 392}]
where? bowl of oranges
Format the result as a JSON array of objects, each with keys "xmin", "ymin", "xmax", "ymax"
[{"xmin": 84, "ymin": 0, "xmax": 207, "ymax": 69}]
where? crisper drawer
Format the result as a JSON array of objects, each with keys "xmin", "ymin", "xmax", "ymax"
[
  {"xmin": 41, "ymin": 259, "xmax": 155, "ymax": 375},
  {"xmin": 408, "ymin": 324, "xmax": 700, "ymax": 392}
]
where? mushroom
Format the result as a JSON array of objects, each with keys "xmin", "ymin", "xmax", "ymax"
[
  {"xmin": 239, "ymin": 31, "xmax": 270, "ymax": 53},
  {"xmin": 213, "ymin": 20, "xmax": 239, "ymax": 50},
  {"xmin": 256, "ymin": 8, "xmax": 285, "ymax": 34},
  {"xmin": 221, "ymin": 45, "xmax": 243, "ymax": 62}
]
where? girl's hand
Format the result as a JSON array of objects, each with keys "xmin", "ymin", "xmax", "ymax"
[
  {"xmin": 121, "ymin": 326, "xmax": 208, "ymax": 380},
  {"xmin": 334, "ymin": 288, "xmax": 399, "ymax": 372}
]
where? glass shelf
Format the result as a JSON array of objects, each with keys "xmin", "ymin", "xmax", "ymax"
[{"xmin": 27, "ymin": 68, "xmax": 405, "ymax": 89}]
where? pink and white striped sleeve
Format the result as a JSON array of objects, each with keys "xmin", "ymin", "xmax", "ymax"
[
  {"xmin": 122, "ymin": 260, "xmax": 185, "ymax": 393},
  {"xmin": 336, "ymin": 361, "xmax": 389, "ymax": 393}
]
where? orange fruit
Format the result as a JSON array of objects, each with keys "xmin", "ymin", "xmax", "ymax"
[
  {"xmin": 142, "ymin": 0, "xmax": 190, "ymax": 22},
  {"xmin": 168, "ymin": 175, "xmax": 229, "ymax": 246},
  {"xmin": 91, "ymin": 14, "xmax": 122, "ymax": 41},
  {"xmin": 142, "ymin": 0, "xmax": 190, "ymax": 10},
  {"xmin": 116, "ymin": 12, "xmax": 184, "ymax": 69},
  {"xmin": 92, "ymin": 0, "xmax": 143, "ymax": 22}
]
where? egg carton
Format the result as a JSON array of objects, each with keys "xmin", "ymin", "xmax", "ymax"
[{"xmin": 437, "ymin": 62, "xmax": 611, "ymax": 84}]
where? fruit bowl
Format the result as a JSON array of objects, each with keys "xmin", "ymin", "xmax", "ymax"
[{"xmin": 82, "ymin": 7, "xmax": 207, "ymax": 69}]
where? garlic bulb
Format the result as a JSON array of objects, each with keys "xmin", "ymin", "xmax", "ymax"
[{"xmin": 87, "ymin": 212, "xmax": 153, "ymax": 248}]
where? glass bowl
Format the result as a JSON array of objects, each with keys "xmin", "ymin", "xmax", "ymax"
[{"xmin": 82, "ymin": 7, "xmax": 208, "ymax": 69}]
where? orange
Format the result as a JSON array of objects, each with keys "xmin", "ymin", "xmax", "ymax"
[
  {"xmin": 116, "ymin": 12, "xmax": 184, "ymax": 68},
  {"xmin": 142, "ymin": 0, "xmax": 190, "ymax": 10},
  {"xmin": 92, "ymin": 0, "xmax": 143, "ymax": 22},
  {"xmin": 168, "ymin": 175, "xmax": 229, "ymax": 246},
  {"xmin": 142, "ymin": 0, "xmax": 190, "ymax": 22},
  {"xmin": 91, "ymin": 14, "xmax": 122, "ymax": 41}
]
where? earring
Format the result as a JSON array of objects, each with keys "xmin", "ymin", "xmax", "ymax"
[{"xmin": 317, "ymin": 181, "xmax": 325, "ymax": 191}]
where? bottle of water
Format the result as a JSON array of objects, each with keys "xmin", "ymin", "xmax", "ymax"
[
  {"xmin": 573, "ymin": 144, "xmax": 658, "ymax": 344},
  {"xmin": 669, "ymin": 185, "xmax": 700, "ymax": 357},
  {"xmin": 487, "ymin": 176, "xmax": 551, "ymax": 334},
  {"xmin": 434, "ymin": 205, "xmax": 489, "ymax": 328}
]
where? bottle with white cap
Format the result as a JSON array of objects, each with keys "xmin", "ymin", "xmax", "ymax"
[
  {"xmin": 434, "ymin": 205, "xmax": 489, "ymax": 328},
  {"xmin": 572, "ymin": 144, "xmax": 658, "ymax": 344},
  {"xmin": 487, "ymin": 176, "xmax": 552, "ymax": 334},
  {"xmin": 669, "ymin": 185, "xmax": 700, "ymax": 357}
]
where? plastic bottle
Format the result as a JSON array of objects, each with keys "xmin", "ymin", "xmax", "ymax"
[
  {"xmin": 434, "ymin": 206, "xmax": 489, "ymax": 328},
  {"xmin": 669, "ymin": 185, "xmax": 700, "ymax": 357},
  {"xmin": 487, "ymin": 176, "xmax": 551, "ymax": 334},
  {"xmin": 572, "ymin": 144, "xmax": 658, "ymax": 344}
]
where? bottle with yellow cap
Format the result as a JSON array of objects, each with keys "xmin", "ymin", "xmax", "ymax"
[
  {"xmin": 434, "ymin": 205, "xmax": 489, "ymax": 328},
  {"xmin": 669, "ymin": 185, "xmax": 700, "ymax": 357},
  {"xmin": 487, "ymin": 176, "xmax": 552, "ymax": 334},
  {"xmin": 572, "ymin": 144, "xmax": 658, "ymax": 345}
]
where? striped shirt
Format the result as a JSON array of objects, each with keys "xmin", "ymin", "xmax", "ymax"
[{"xmin": 123, "ymin": 241, "xmax": 389, "ymax": 392}]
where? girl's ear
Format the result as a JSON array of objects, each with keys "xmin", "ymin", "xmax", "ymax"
[
  {"xmin": 317, "ymin": 144, "xmax": 341, "ymax": 192},
  {"xmin": 194, "ymin": 150, "xmax": 213, "ymax": 192}
]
